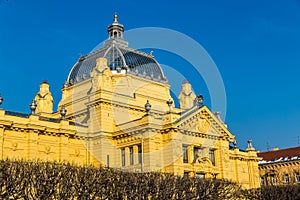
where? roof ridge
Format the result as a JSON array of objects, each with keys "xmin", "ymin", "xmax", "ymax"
[{"xmin": 259, "ymin": 146, "xmax": 300, "ymax": 154}]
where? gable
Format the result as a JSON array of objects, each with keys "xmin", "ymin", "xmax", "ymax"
[{"xmin": 174, "ymin": 106, "xmax": 234, "ymax": 142}]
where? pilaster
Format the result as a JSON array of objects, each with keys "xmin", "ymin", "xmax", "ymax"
[
  {"xmin": 133, "ymin": 145, "xmax": 138, "ymax": 165},
  {"xmin": 125, "ymin": 147, "xmax": 130, "ymax": 166},
  {"xmin": 0, "ymin": 125, "xmax": 4, "ymax": 160},
  {"xmin": 59, "ymin": 134, "xmax": 69, "ymax": 162},
  {"xmin": 27, "ymin": 130, "xmax": 39, "ymax": 160}
]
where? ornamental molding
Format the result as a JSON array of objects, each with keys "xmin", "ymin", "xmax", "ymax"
[{"xmin": 176, "ymin": 107, "xmax": 234, "ymax": 142}]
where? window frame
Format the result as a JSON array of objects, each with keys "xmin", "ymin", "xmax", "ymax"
[
  {"xmin": 121, "ymin": 148, "xmax": 125, "ymax": 166},
  {"xmin": 182, "ymin": 145, "xmax": 189, "ymax": 163},
  {"xmin": 284, "ymin": 174, "xmax": 289, "ymax": 183},
  {"xmin": 193, "ymin": 146, "xmax": 203, "ymax": 162},
  {"xmin": 209, "ymin": 149, "xmax": 215, "ymax": 166},
  {"xmin": 138, "ymin": 144, "xmax": 142, "ymax": 164},
  {"xmin": 130, "ymin": 146, "xmax": 134, "ymax": 165}
]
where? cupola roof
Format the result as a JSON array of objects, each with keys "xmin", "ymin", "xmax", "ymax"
[{"xmin": 67, "ymin": 14, "xmax": 166, "ymax": 86}]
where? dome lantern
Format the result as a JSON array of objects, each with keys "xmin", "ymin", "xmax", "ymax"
[{"xmin": 108, "ymin": 13, "xmax": 124, "ymax": 39}]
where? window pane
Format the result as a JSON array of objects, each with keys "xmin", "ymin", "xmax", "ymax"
[
  {"xmin": 295, "ymin": 173, "xmax": 300, "ymax": 182},
  {"xmin": 184, "ymin": 171, "xmax": 189, "ymax": 177},
  {"xmin": 121, "ymin": 148, "xmax": 125, "ymax": 166},
  {"xmin": 260, "ymin": 177, "xmax": 264, "ymax": 186},
  {"xmin": 284, "ymin": 174, "xmax": 289, "ymax": 183},
  {"xmin": 130, "ymin": 147, "xmax": 134, "ymax": 165},
  {"xmin": 138, "ymin": 145, "xmax": 142, "ymax": 164},
  {"xmin": 209, "ymin": 149, "xmax": 215, "ymax": 166},
  {"xmin": 182, "ymin": 145, "xmax": 188, "ymax": 163},
  {"xmin": 196, "ymin": 173, "xmax": 205, "ymax": 178},
  {"xmin": 270, "ymin": 174, "xmax": 276, "ymax": 185}
]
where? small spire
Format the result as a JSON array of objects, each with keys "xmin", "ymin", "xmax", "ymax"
[
  {"xmin": 114, "ymin": 13, "xmax": 118, "ymax": 23},
  {"xmin": 79, "ymin": 54, "xmax": 85, "ymax": 61},
  {"xmin": 63, "ymin": 81, "xmax": 69, "ymax": 88},
  {"xmin": 149, "ymin": 50, "xmax": 154, "ymax": 57}
]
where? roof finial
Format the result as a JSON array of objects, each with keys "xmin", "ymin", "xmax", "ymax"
[{"xmin": 114, "ymin": 12, "xmax": 118, "ymax": 23}]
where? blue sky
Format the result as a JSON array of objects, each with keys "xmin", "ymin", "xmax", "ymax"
[{"xmin": 0, "ymin": 0, "xmax": 300, "ymax": 151}]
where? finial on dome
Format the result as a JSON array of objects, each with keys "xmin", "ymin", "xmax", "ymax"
[{"xmin": 114, "ymin": 13, "xmax": 118, "ymax": 23}]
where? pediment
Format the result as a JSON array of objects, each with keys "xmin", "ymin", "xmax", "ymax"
[{"xmin": 175, "ymin": 106, "xmax": 234, "ymax": 142}]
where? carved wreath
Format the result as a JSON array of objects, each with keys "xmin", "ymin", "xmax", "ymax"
[{"xmin": 198, "ymin": 118, "xmax": 210, "ymax": 133}]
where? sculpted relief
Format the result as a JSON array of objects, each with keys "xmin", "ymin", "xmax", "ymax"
[
  {"xmin": 198, "ymin": 118, "xmax": 210, "ymax": 133},
  {"xmin": 180, "ymin": 114, "xmax": 211, "ymax": 134}
]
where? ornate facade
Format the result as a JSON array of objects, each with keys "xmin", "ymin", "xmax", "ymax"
[
  {"xmin": 0, "ymin": 14, "xmax": 261, "ymax": 189},
  {"xmin": 258, "ymin": 146, "xmax": 300, "ymax": 186}
]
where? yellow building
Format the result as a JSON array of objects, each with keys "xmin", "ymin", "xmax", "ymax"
[
  {"xmin": 0, "ymin": 14, "xmax": 261, "ymax": 189},
  {"xmin": 258, "ymin": 146, "xmax": 300, "ymax": 186}
]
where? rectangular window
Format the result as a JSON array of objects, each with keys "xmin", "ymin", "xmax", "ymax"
[
  {"xmin": 184, "ymin": 171, "xmax": 190, "ymax": 177},
  {"xmin": 138, "ymin": 145, "xmax": 142, "ymax": 164},
  {"xmin": 270, "ymin": 174, "xmax": 276, "ymax": 185},
  {"xmin": 284, "ymin": 174, "xmax": 289, "ymax": 183},
  {"xmin": 260, "ymin": 177, "xmax": 264, "ymax": 186},
  {"xmin": 295, "ymin": 173, "xmax": 300, "ymax": 182},
  {"xmin": 130, "ymin": 147, "xmax": 134, "ymax": 165},
  {"xmin": 196, "ymin": 173, "xmax": 205, "ymax": 178},
  {"xmin": 182, "ymin": 145, "xmax": 188, "ymax": 163},
  {"xmin": 121, "ymin": 148, "xmax": 125, "ymax": 166},
  {"xmin": 194, "ymin": 147, "xmax": 202, "ymax": 162},
  {"xmin": 209, "ymin": 149, "xmax": 215, "ymax": 166}
]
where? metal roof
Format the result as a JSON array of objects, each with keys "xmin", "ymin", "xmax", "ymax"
[
  {"xmin": 67, "ymin": 44, "xmax": 167, "ymax": 86},
  {"xmin": 67, "ymin": 14, "xmax": 167, "ymax": 86}
]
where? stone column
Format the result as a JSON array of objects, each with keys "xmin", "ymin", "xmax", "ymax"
[
  {"xmin": 125, "ymin": 147, "xmax": 130, "ymax": 166},
  {"xmin": 188, "ymin": 145, "xmax": 194, "ymax": 163}
]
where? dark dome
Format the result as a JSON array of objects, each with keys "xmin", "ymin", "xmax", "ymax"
[
  {"xmin": 66, "ymin": 14, "xmax": 167, "ymax": 86},
  {"xmin": 67, "ymin": 44, "xmax": 167, "ymax": 86}
]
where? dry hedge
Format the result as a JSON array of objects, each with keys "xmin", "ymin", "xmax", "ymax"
[{"xmin": 0, "ymin": 160, "xmax": 299, "ymax": 199}]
